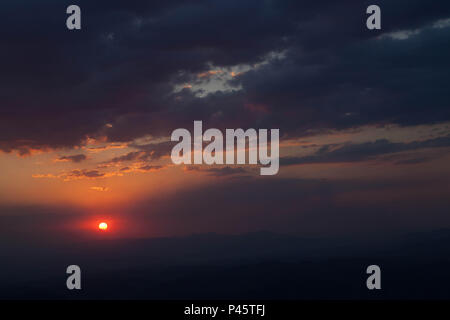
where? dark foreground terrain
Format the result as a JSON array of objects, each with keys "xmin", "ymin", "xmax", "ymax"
[{"xmin": 2, "ymin": 230, "xmax": 450, "ymax": 299}]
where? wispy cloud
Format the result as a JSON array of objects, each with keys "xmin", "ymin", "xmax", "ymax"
[{"xmin": 55, "ymin": 154, "xmax": 87, "ymax": 163}]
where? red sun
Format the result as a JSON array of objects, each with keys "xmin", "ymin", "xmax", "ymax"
[{"xmin": 98, "ymin": 222, "xmax": 108, "ymax": 231}]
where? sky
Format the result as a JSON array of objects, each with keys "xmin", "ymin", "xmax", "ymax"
[{"xmin": 1, "ymin": 0, "xmax": 450, "ymax": 244}]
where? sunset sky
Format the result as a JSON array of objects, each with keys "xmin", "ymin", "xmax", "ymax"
[{"xmin": 1, "ymin": 0, "xmax": 450, "ymax": 243}]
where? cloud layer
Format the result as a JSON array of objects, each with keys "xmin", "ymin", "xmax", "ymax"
[{"xmin": 1, "ymin": 0, "xmax": 450, "ymax": 154}]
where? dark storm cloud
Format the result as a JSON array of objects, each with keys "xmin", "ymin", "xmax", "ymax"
[
  {"xmin": 1, "ymin": 0, "xmax": 450, "ymax": 153},
  {"xmin": 281, "ymin": 135, "xmax": 450, "ymax": 166}
]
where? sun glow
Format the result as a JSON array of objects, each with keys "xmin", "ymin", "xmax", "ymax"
[{"xmin": 98, "ymin": 222, "xmax": 108, "ymax": 230}]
